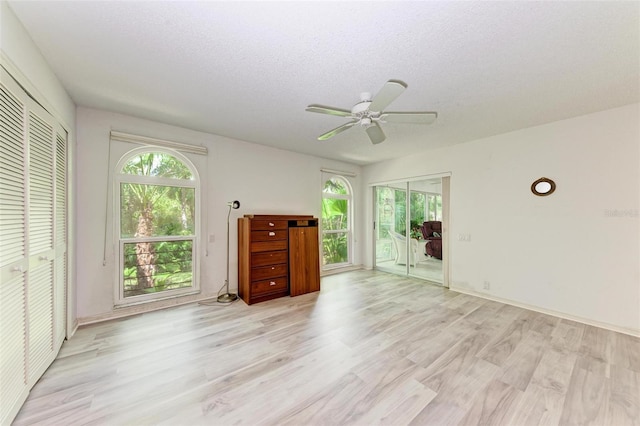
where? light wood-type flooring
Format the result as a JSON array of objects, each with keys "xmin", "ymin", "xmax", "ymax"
[{"xmin": 13, "ymin": 270, "xmax": 640, "ymax": 425}]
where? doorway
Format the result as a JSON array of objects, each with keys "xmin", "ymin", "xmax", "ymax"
[{"xmin": 373, "ymin": 176, "xmax": 449, "ymax": 286}]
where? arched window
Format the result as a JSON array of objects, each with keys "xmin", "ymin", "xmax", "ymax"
[
  {"xmin": 114, "ymin": 148, "xmax": 199, "ymax": 305},
  {"xmin": 321, "ymin": 176, "xmax": 352, "ymax": 269}
]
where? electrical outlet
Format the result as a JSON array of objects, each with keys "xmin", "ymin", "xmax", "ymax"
[
  {"xmin": 458, "ymin": 233, "xmax": 471, "ymax": 242},
  {"xmin": 483, "ymin": 281, "xmax": 490, "ymax": 290},
  {"xmin": 209, "ymin": 234, "xmax": 215, "ymax": 243}
]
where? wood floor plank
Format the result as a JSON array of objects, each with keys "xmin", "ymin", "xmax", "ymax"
[
  {"xmin": 529, "ymin": 345, "xmax": 577, "ymax": 394},
  {"xmin": 559, "ymin": 364, "xmax": 610, "ymax": 425},
  {"xmin": 550, "ymin": 318, "xmax": 585, "ymax": 353},
  {"xmin": 606, "ymin": 365, "xmax": 640, "ymax": 425},
  {"xmin": 499, "ymin": 329, "xmax": 549, "ymax": 391},
  {"xmin": 12, "ymin": 270, "xmax": 640, "ymax": 426},
  {"xmin": 356, "ymin": 378, "xmax": 437, "ymax": 425},
  {"xmin": 477, "ymin": 310, "xmax": 536, "ymax": 367},
  {"xmin": 507, "ymin": 383, "xmax": 567, "ymax": 426},
  {"xmin": 457, "ymin": 379, "xmax": 523, "ymax": 426},
  {"xmin": 613, "ymin": 331, "xmax": 640, "ymax": 373}
]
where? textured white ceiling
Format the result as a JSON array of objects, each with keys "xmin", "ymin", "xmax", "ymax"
[{"xmin": 8, "ymin": 1, "xmax": 640, "ymax": 165}]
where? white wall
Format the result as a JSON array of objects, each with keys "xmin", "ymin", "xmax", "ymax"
[
  {"xmin": 1, "ymin": 1, "xmax": 78, "ymax": 333},
  {"xmin": 363, "ymin": 103, "xmax": 640, "ymax": 335},
  {"xmin": 75, "ymin": 107, "xmax": 361, "ymax": 322}
]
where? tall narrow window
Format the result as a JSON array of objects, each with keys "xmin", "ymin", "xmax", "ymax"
[
  {"xmin": 321, "ymin": 176, "xmax": 352, "ymax": 269},
  {"xmin": 115, "ymin": 149, "xmax": 199, "ymax": 305},
  {"xmin": 427, "ymin": 193, "xmax": 442, "ymax": 221}
]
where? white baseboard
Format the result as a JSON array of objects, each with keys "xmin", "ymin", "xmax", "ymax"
[
  {"xmin": 451, "ymin": 286, "xmax": 640, "ymax": 338},
  {"xmin": 77, "ymin": 293, "xmax": 220, "ymax": 326}
]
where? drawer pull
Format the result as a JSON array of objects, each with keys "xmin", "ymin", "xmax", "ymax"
[
  {"xmin": 270, "ymin": 281, "xmax": 276, "ymax": 286},
  {"xmin": 269, "ymin": 222, "xmax": 275, "ymax": 227},
  {"xmin": 268, "ymin": 232, "xmax": 276, "ymax": 236},
  {"xmin": 11, "ymin": 266, "xmax": 24, "ymax": 273},
  {"xmin": 271, "ymin": 267, "xmax": 275, "ymax": 270}
]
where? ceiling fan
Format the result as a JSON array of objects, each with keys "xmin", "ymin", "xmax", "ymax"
[{"xmin": 306, "ymin": 79, "xmax": 437, "ymax": 145}]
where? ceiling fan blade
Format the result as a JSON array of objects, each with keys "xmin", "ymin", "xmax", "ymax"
[
  {"xmin": 318, "ymin": 120, "xmax": 358, "ymax": 140},
  {"xmin": 368, "ymin": 80, "xmax": 407, "ymax": 112},
  {"xmin": 306, "ymin": 104, "xmax": 352, "ymax": 117},
  {"xmin": 365, "ymin": 122, "xmax": 386, "ymax": 145},
  {"xmin": 379, "ymin": 111, "xmax": 438, "ymax": 124}
]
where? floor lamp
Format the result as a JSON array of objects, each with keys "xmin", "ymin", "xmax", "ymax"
[{"xmin": 218, "ymin": 200, "xmax": 240, "ymax": 303}]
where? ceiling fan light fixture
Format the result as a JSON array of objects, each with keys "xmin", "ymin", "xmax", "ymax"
[{"xmin": 306, "ymin": 79, "xmax": 437, "ymax": 145}]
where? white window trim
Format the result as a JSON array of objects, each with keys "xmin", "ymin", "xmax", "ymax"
[
  {"xmin": 110, "ymin": 131, "xmax": 207, "ymax": 155},
  {"xmin": 113, "ymin": 146, "xmax": 201, "ymax": 307}
]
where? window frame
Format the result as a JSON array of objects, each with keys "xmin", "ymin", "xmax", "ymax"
[
  {"xmin": 113, "ymin": 147, "xmax": 201, "ymax": 306},
  {"xmin": 321, "ymin": 175, "xmax": 353, "ymax": 270}
]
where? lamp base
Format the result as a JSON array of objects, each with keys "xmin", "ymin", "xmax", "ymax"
[{"xmin": 217, "ymin": 293, "xmax": 238, "ymax": 303}]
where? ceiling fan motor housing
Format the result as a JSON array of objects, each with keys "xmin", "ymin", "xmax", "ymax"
[{"xmin": 351, "ymin": 100, "xmax": 380, "ymax": 127}]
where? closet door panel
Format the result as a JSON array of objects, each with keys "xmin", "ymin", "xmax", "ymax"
[
  {"xmin": 0, "ymin": 272, "xmax": 28, "ymax": 424},
  {"xmin": 26, "ymin": 105, "xmax": 56, "ymax": 385},
  {"xmin": 0, "ymin": 76, "xmax": 29, "ymax": 425},
  {"xmin": 0, "ymin": 81, "xmax": 26, "ymax": 269},
  {"xmin": 27, "ymin": 260, "xmax": 55, "ymax": 384},
  {"xmin": 54, "ymin": 130, "xmax": 67, "ymax": 346},
  {"xmin": 28, "ymin": 111, "xmax": 54, "ymax": 256}
]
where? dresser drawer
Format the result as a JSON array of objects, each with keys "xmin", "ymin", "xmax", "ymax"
[
  {"xmin": 250, "ymin": 240, "xmax": 288, "ymax": 253},
  {"xmin": 251, "ymin": 220, "xmax": 288, "ymax": 231},
  {"xmin": 252, "ymin": 229, "xmax": 288, "ymax": 242},
  {"xmin": 252, "ymin": 263, "xmax": 288, "ymax": 281},
  {"xmin": 251, "ymin": 250, "xmax": 288, "ymax": 267},
  {"xmin": 252, "ymin": 276, "xmax": 288, "ymax": 295}
]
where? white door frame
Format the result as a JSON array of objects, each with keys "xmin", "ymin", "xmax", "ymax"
[{"xmin": 370, "ymin": 172, "xmax": 451, "ymax": 288}]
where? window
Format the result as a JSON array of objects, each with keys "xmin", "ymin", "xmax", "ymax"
[
  {"xmin": 427, "ymin": 193, "xmax": 442, "ymax": 221},
  {"xmin": 376, "ymin": 187, "xmax": 426, "ymax": 239},
  {"xmin": 321, "ymin": 176, "xmax": 352, "ymax": 268},
  {"xmin": 115, "ymin": 149, "xmax": 199, "ymax": 305}
]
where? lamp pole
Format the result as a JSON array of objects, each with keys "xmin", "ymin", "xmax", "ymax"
[{"xmin": 217, "ymin": 201, "xmax": 240, "ymax": 303}]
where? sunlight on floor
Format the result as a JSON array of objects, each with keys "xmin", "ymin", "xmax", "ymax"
[{"xmin": 376, "ymin": 257, "xmax": 443, "ymax": 284}]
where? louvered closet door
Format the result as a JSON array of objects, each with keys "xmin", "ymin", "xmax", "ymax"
[
  {"xmin": 0, "ymin": 67, "xmax": 67, "ymax": 425},
  {"xmin": 0, "ymin": 70, "xmax": 29, "ymax": 426},
  {"xmin": 54, "ymin": 129, "xmax": 67, "ymax": 347},
  {"xmin": 27, "ymin": 101, "xmax": 56, "ymax": 385}
]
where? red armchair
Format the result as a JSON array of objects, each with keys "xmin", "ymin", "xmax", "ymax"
[{"xmin": 420, "ymin": 221, "xmax": 442, "ymax": 260}]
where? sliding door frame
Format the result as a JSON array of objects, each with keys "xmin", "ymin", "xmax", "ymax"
[{"xmin": 370, "ymin": 172, "xmax": 450, "ymax": 288}]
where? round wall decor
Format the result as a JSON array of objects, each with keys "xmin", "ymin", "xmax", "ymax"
[{"xmin": 531, "ymin": 177, "xmax": 556, "ymax": 196}]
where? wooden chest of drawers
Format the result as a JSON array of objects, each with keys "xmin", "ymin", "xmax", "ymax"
[{"xmin": 238, "ymin": 214, "xmax": 319, "ymax": 305}]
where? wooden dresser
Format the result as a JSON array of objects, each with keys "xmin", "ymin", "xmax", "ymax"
[{"xmin": 238, "ymin": 214, "xmax": 320, "ymax": 305}]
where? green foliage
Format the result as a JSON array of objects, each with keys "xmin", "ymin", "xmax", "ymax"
[
  {"xmin": 377, "ymin": 186, "xmax": 427, "ymax": 238},
  {"xmin": 322, "ymin": 178, "xmax": 350, "ymax": 265},
  {"xmin": 322, "ymin": 198, "xmax": 347, "ymax": 231},
  {"xmin": 120, "ymin": 152, "xmax": 196, "ymax": 298},
  {"xmin": 120, "ymin": 152, "xmax": 195, "ymax": 238},
  {"xmin": 122, "ymin": 152, "xmax": 193, "ymax": 179},
  {"xmin": 428, "ymin": 194, "xmax": 442, "ymax": 221},
  {"xmin": 394, "ymin": 190, "xmax": 406, "ymax": 235},
  {"xmin": 322, "ymin": 233, "xmax": 348, "ymax": 265},
  {"xmin": 120, "ymin": 184, "xmax": 195, "ymax": 238},
  {"xmin": 123, "ymin": 240, "xmax": 193, "ymax": 298},
  {"xmin": 323, "ymin": 177, "xmax": 348, "ymax": 195}
]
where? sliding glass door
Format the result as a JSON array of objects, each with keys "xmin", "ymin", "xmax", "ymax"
[{"xmin": 374, "ymin": 178, "xmax": 444, "ymax": 284}]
